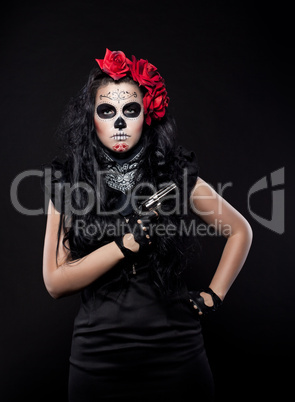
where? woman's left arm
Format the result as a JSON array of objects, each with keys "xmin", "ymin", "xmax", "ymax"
[{"xmin": 190, "ymin": 177, "xmax": 253, "ymax": 303}]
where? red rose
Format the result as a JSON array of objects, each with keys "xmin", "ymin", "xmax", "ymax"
[
  {"xmin": 143, "ymin": 84, "xmax": 169, "ymax": 125},
  {"xmin": 95, "ymin": 50, "xmax": 169, "ymax": 124},
  {"xmin": 129, "ymin": 56, "xmax": 164, "ymax": 92},
  {"xmin": 96, "ymin": 48, "xmax": 131, "ymax": 80}
]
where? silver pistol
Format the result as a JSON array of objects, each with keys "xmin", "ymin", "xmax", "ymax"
[{"xmin": 138, "ymin": 183, "xmax": 177, "ymax": 214}]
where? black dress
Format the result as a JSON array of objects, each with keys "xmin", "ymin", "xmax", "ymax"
[
  {"xmin": 44, "ymin": 144, "xmax": 215, "ymax": 401},
  {"xmin": 68, "ymin": 258, "xmax": 214, "ymax": 402}
]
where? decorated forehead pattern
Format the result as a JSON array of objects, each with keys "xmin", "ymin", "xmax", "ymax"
[
  {"xmin": 99, "ymin": 89, "xmax": 138, "ymax": 103},
  {"xmin": 95, "ymin": 48, "xmax": 169, "ymax": 125}
]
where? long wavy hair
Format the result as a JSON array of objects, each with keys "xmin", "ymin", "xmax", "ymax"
[{"xmin": 46, "ymin": 66, "xmax": 199, "ymax": 295}]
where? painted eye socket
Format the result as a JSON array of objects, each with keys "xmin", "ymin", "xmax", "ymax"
[
  {"xmin": 123, "ymin": 102, "xmax": 142, "ymax": 118},
  {"xmin": 96, "ymin": 104, "xmax": 116, "ymax": 119}
]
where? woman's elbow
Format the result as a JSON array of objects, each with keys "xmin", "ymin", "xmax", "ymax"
[
  {"xmin": 228, "ymin": 216, "xmax": 253, "ymax": 245},
  {"xmin": 44, "ymin": 281, "xmax": 63, "ymax": 299},
  {"xmin": 236, "ymin": 217, "xmax": 253, "ymax": 247},
  {"xmin": 43, "ymin": 271, "xmax": 66, "ymax": 299},
  {"xmin": 49, "ymin": 290, "xmax": 63, "ymax": 300},
  {"xmin": 243, "ymin": 218, "xmax": 253, "ymax": 244}
]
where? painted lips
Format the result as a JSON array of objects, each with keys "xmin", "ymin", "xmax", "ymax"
[
  {"xmin": 113, "ymin": 143, "xmax": 129, "ymax": 152},
  {"xmin": 111, "ymin": 132, "xmax": 130, "ymax": 152}
]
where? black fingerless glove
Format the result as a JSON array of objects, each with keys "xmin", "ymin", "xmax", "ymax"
[
  {"xmin": 128, "ymin": 210, "xmax": 158, "ymax": 249},
  {"xmin": 114, "ymin": 236, "xmax": 137, "ymax": 261},
  {"xmin": 189, "ymin": 287, "xmax": 223, "ymax": 315},
  {"xmin": 114, "ymin": 210, "xmax": 159, "ymax": 258}
]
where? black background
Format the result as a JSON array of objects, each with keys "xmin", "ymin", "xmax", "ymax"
[{"xmin": 1, "ymin": 1, "xmax": 294, "ymax": 401}]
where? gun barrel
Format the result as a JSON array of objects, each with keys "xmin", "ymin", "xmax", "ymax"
[{"xmin": 144, "ymin": 183, "xmax": 177, "ymax": 208}]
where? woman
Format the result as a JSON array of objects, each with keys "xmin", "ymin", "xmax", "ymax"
[{"xmin": 42, "ymin": 49, "xmax": 252, "ymax": 401}]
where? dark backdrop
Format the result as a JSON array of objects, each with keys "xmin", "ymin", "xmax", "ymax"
[{"xmin": 1, "ymin": 1, "xmax": 294, "ymax": 401}]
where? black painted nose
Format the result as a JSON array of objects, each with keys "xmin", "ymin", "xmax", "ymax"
[{"xmin": 114, "ymin": 116, "xmax": 127, "ymax": 130}]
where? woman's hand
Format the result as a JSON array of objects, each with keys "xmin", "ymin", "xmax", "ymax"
[
  {"xmin": 128, "ymin": 212, "xmax": 158, "ymax": 249},
  {"xmin": 189, "ymin": 288, "xmax": 223, "ymax": 315},
  {"xmin": 115, "ymin": 210, "xmax": 159, "ymax": 257}
]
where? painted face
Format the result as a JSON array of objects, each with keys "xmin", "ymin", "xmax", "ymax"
[{"xmin": 94, "ymin": 82, "xmax": 144, "ymax": 153}]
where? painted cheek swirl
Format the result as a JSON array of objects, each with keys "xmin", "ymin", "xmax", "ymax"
[{"xmin": 113, "ymin": 143, "xmax": 129, "ymax": 152}]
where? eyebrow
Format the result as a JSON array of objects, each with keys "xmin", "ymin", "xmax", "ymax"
[{"xmin": 99, "ymin": 89, "xmax": 138, "ymax": 103}]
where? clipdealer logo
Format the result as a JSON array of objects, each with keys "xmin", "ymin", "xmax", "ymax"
[
  {"xmin": 10, "ymin": 167, "xmax": 285, "ymax": 235},
  {"xmin": 247, "ymin": 167, "xmax": 285, "ymax": 235}
]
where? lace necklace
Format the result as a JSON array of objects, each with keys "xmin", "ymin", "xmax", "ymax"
[{"xmin": 100, "ymin": 146, "xmax": 144, "ymax": 194}]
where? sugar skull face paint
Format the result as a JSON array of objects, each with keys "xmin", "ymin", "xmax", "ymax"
[{"xmin": 94, "ymin": 82, "xmax": 144, "ymax": 153}]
